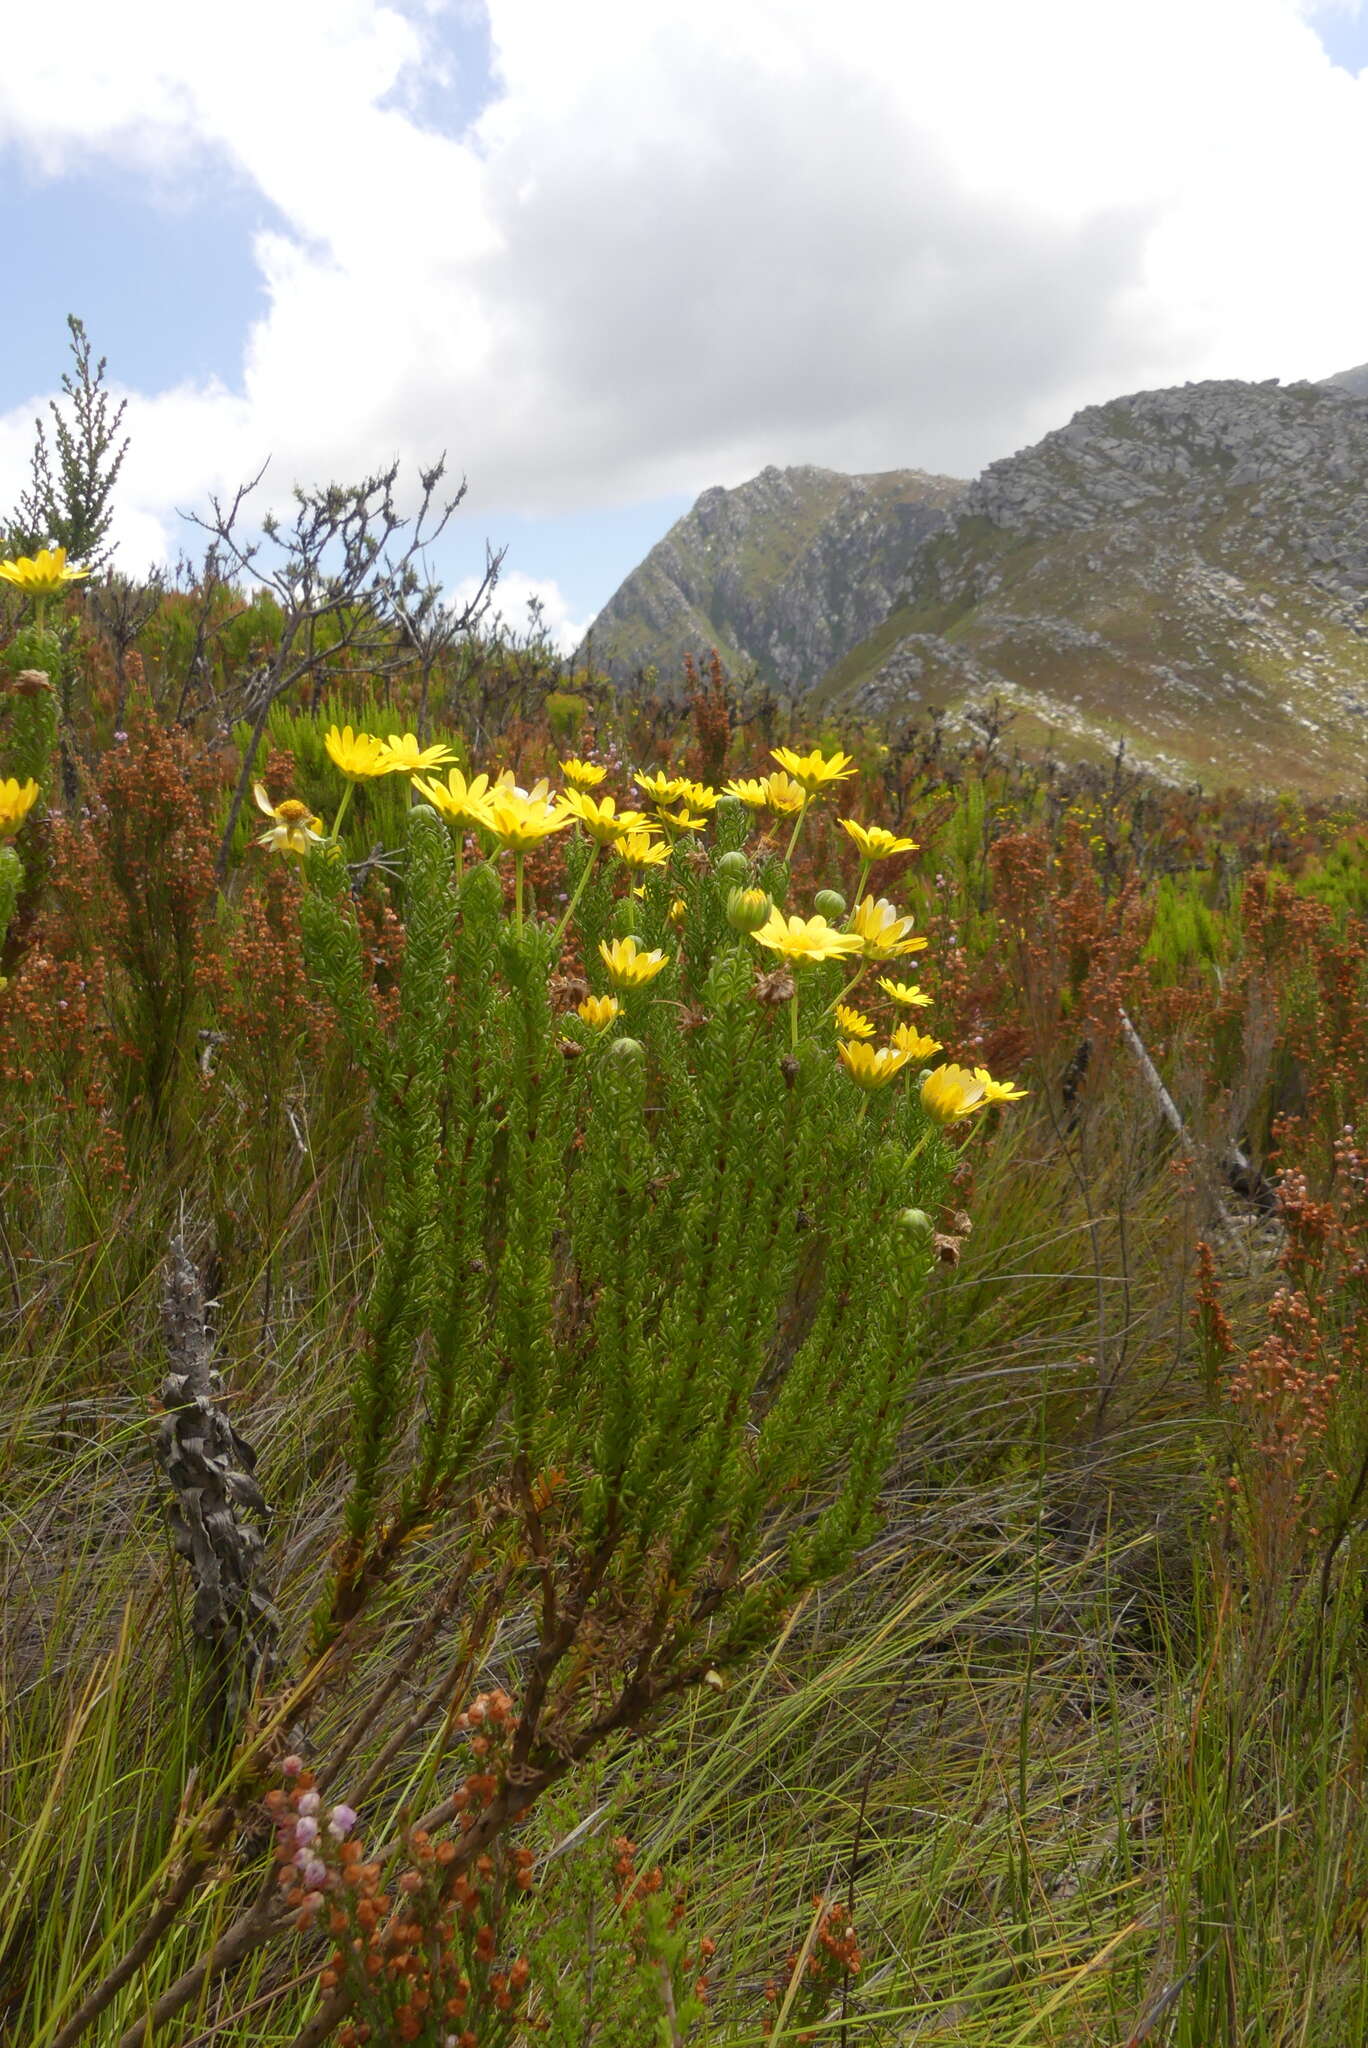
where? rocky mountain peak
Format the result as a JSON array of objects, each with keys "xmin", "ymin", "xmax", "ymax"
[
  {"xmin": 823, "ymin": 377, "xmax": 1368, "ymax": 792},
  {"xmin": 578, "ymin": 462, "xmax": 966, "ymax": 693}
]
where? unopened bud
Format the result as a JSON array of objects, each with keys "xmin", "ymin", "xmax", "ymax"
[
  {"xmin": 608, "ymin": 1035, "xmax": 646, "ymax": 1062},
  {"xmin": 813, "ymin": 888, "xmax": 846, "ymax": 920},
  {"xmin": 726, "ymin": 886, "xmax": 771, "ymax": 933},
  {"xmin": 714, "ymin": 849, "xmax": 750, "ymax": 884},
  {"xmin": 896, "ymin": 1208, "xmax": 934, "ymax": 1242}
]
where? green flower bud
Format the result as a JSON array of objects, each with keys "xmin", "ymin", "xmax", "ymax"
[
  {"xmin": 715, "ymin": 849, "xmax": 750, "ymax": 883},
  {"xmin": 814, "ymin": 888, "xmax": 846, "ymax": 919},
  {"xmin": 896, "ymin": 1207, "xmax": 934, "ymax": 1243},
  {"xmin": 608, "ymin": 1035, "xmax": 646, "ymax": 1062},
  {"xmin": 726, "ymin": 886, "xmax": 772, "ymax": 934}
]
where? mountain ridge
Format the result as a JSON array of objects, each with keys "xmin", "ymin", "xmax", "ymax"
[
  {"xmin": 581, "ymin": 371, "xmax": 1368, "ymax": 793},
  {"xmin": 820, "ymin": 376, "xmax": 1368, "ymax": 790},
  {"xmin": 578, "ymin": 462, "xmax": 965, "ymax": 694}
]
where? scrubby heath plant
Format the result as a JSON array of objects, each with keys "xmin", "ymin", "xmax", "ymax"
[{"xmin": 11, "ymin": 732, "xmax": 1027, "ymax": 2047}]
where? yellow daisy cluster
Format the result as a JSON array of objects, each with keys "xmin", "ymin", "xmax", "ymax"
[
  {"xmin": 633, "ymin": 770, "xmax": 717, "ymax": 838},
  {"xmin": 256, "ymin": 719, "xmax": 1030, "ymax": 1129}
]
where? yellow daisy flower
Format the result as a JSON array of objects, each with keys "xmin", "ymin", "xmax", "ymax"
[
  {"xmin": 324, "ymin": 724, "xmax": 390, "ymax": 779},
  {"xmin": 849, "ymin": 895, "xmax": 928, "ymax": 962},
  {"xmin": 0, "ymin": 777, "xmax": 40, "ymax": 838},
  {"xmin": 877, "ymin": 977, "xmax": 932, "ymax": 1008},
  {"xmin": 752, "ymin": 908, "xmax": 863, "ymax": 966},
  {"xmin": 973, "ymin": 1066, "xmax": 1028, "ymax": 1105},
  {"xmin": 253, "ymin": 784, "xmax": 326, "ymax": 858},
  {"xmin": 837, "ymin": 1039, "xmax": 914, "ymax": 1091},
  {"xmin": 722, "ymin": 777, "xmax": 772, "ymax": 809},
  {"xmin": 920, "ymin": 1064, "xmax": 989, "ymax": 1125},
  {"xmin": 890, "ymin": 1023, "xmax": 942, "ymax": 1060},
  {"xmin": 672, "ymin": 779, "xmax": 718, "ymax": 812},
  {"xmin": 833, "ymin": 1004, "xmax": 875, "ymax": 1039},
  {"xmin": 634, "ymin": 769, "xmax": 684, "ymax": 806},
  {"xmin": 560, "ymin": 757, "xmax": 608, "ymax": 790},
  {"xmin": 599, "ymin": 935, "xmax": 669, "ymax": 988},
  {"xmin": 484, "ymin": 781, "xmax": 572, "ymax": 852},
  {"xmin": 413, "ymin": 766, "xmax": 497, "ymax": 828},
  {"xmin": 0, "ymin": 545, "xmax": 90, "ymax": 595},
  {"xmin": 839, "ymin": 819, "xmax": 919, "ymax": 860},
  {"xmin": 577, "ymin": 993, "xmax": 621, "ymax": 1029},
  {"xmin": 770, "ymin": 745, "xmax": 856, "ymax": 795},
  {"xmin": 762, "ymin": 771, "xmax": 810, "ymax": 817},
  {"xmin": 657, "ymin": 806, "xmax": 708, "ymax": 834},
  {"xmin": 376, "ymin": 732, "xmax": 458, "ymax": 776},
  {"xmin": 558, "ymin": 789, "xmax": 653, "ymax": 844},
  {"xmin": 613, "ymin": 829, "xmax": 671, "ymax": 870}
]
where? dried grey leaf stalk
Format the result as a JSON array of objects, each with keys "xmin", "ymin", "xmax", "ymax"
[{"xmin": 157, "ymin": 1235, "xmax": 278, "ymax": 1720}]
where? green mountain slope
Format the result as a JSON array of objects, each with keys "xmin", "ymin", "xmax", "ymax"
[{"xmin": 822, "ymin": 378, "xmax": 1368, "ymax": 793}]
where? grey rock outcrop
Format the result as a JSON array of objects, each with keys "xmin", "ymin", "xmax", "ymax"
[
  {"xmin": 578, "ymin": 463, "xmax": 965, "ymax": 693},
  {"xmin": 828, "ymin": 378, "xmax": 1368, "ymax": 792}
]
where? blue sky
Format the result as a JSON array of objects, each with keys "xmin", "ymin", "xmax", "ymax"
[{"xmin": 3, "ymin": 0, "xmax": 1368, "ymax": 652}]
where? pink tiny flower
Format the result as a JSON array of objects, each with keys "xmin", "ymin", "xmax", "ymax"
[
  {"xmin": 302, "ymin": 1857, "xmax": 329, "ymax": 1890},
  {"xmin": 297, "ymin": 1791, "xmax": 321, "ymax": 1816},
  {"xmin": 281, "ymin": 1754, "xmax": 303, "ymax": 1777},
  {"xmin": 294, "ymin": 1815, "xmax": 319, "ymax": 1845},
  {"xmin": 328, "ymin": 1804, "xmax": 358, "ymax": 1841}
]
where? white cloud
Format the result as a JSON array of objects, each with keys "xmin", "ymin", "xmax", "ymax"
[
  {"xmin": 3, "ymin": 0, "xmax": 1368, "ymax": 583},
  {"xmin": 454, "ymin": 570, "xmax": 591, "ymax": 656}
]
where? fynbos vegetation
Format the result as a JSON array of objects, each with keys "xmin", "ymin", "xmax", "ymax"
[{"xmin": 4, "ymin": 417, "xmax": 1368, "ymax": 2045}]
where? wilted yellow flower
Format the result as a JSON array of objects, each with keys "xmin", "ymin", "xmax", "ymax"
[
  {"xmin": 485, "ymin": 781, "xmax": 572, "ymax": 852},
  {"xmin": 613, "ymin": 829, "xmax": 671, "ymax": 870},
  {"xmin": 890, "ymin": 1022, "xmax": 942, "ymax": 1060},
  {"xmin": 413, "ymin": 766, "xmax": 496, "ymax": 828},
  {"xmin": 253, "ymin": 784, "xmax": 325, "ymax": 858},
  {"xmin": 559, "ymin": 789, "xmax": 653, "ymax": 844},
  {"xmin": 0, "ymin": 545, "xmax": 89, "ymax": 594},
  {"xmin": 668, "ymin": 897, "xmax": 688, "ymax": 926},
  {"xmin": 762, "ymin": 771, "xmax": 809, "ymax": 816},
  {"xmin": 599, "ymin": 935, "xmax": 669, "ymax": 988},
  {"xmin": 770, "ymin": 745, "xmax": 856, "ymax": 795},
  {"xmin": 850, "ymin": 895, "xmax": 928, "ymax": 962},
  {"xmin": 920, "ymin": 1064, "xmax": 989, "ymax": 1124},
  {"xmin": 324, "ymin": 724, "xmax": 390, "ymax": 779},
  {"xmin": 753, "ymin": 908, "xmax": 863, "ymax": 966},
  {"xmin": 577, "ymin": 993, "xmax": 621, "ymax": 1029},
  {"xmin": 657, "ymin": 806, "xmax": 708, "ymax": 834},
  {"xmin": 877, "ymin": 976, "xmax": 932, "ymax": 1008},
  {"xmin": 376, "ymin": 732, "xmax": 458, "ymax": 775},
  {"xmin": 840, "ymin": 818, "xmax": 919, "ymax": 860},
  {"xmin": 0, "ymin": 777, "xmax": 40, "ymax": 837},
  {"xmin": 833, "ymin": 1003, "xmax": 875, "ymax": 1039},
  {"xmin": 723, "ymin": 777, "xmax": 773, "ymax": 809},
  {"xmin": 560, "ymin": 757, "xmax": 607, "ymax": 790},
  {"xmin": 838, "ymin": 1039, "xmax": 914, "ymax": 1090}
]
